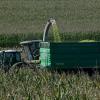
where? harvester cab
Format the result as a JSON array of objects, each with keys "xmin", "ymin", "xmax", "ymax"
[{"xmin": 20, "ymin": 40, "xmax": 42, "ymax": 64}]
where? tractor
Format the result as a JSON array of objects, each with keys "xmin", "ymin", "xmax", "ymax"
[{"xmin": 0, "ymin": 18, "xmax": 56, "ymax": 71}]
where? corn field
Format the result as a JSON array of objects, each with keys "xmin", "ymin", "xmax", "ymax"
[
  {"xmin": 0, "ymin": 32, "xmax": 100, "ymax": 47},
  {"xmin": 0, "ymin": 0, "xmax": 100, "ymax": 34},
  {"xmin": 0, "ymin": 68, "xmax": 100, "ymax": 100}
]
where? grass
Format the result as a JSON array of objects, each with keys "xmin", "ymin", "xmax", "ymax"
[{"xmin": 0, "ymin": 68, "xmax": 100, "ymax": 99}]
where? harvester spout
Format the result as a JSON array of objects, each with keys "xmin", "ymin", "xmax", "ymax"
[
  {"xmin": 43, "ymin": 19, "xmax": 52, "ymax": 42},
  {"xmin": 43, "ymin": 18, "xmax": 61, "ymax": 42}
]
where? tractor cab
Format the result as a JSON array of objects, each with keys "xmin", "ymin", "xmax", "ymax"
[
  {"xmin": 0, "ymin": 50, "xmax": 21, "ymax": 70},
  {"xmin": 20, "ymin": 40, "xmax": 42, "ymax": 64}
]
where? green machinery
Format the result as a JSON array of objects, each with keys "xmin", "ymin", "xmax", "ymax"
[
  {"xmin": 0, "ymin": 18, "xmax": 57, "ymax": 71},
  {"xmin": 0, "ymin": 19, "xmax": 55, "ymax": 71}
]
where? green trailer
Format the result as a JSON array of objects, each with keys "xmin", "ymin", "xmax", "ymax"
[{"xmin": 40, "ymin": 42, "xmax": 100, "ymax": 69}]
